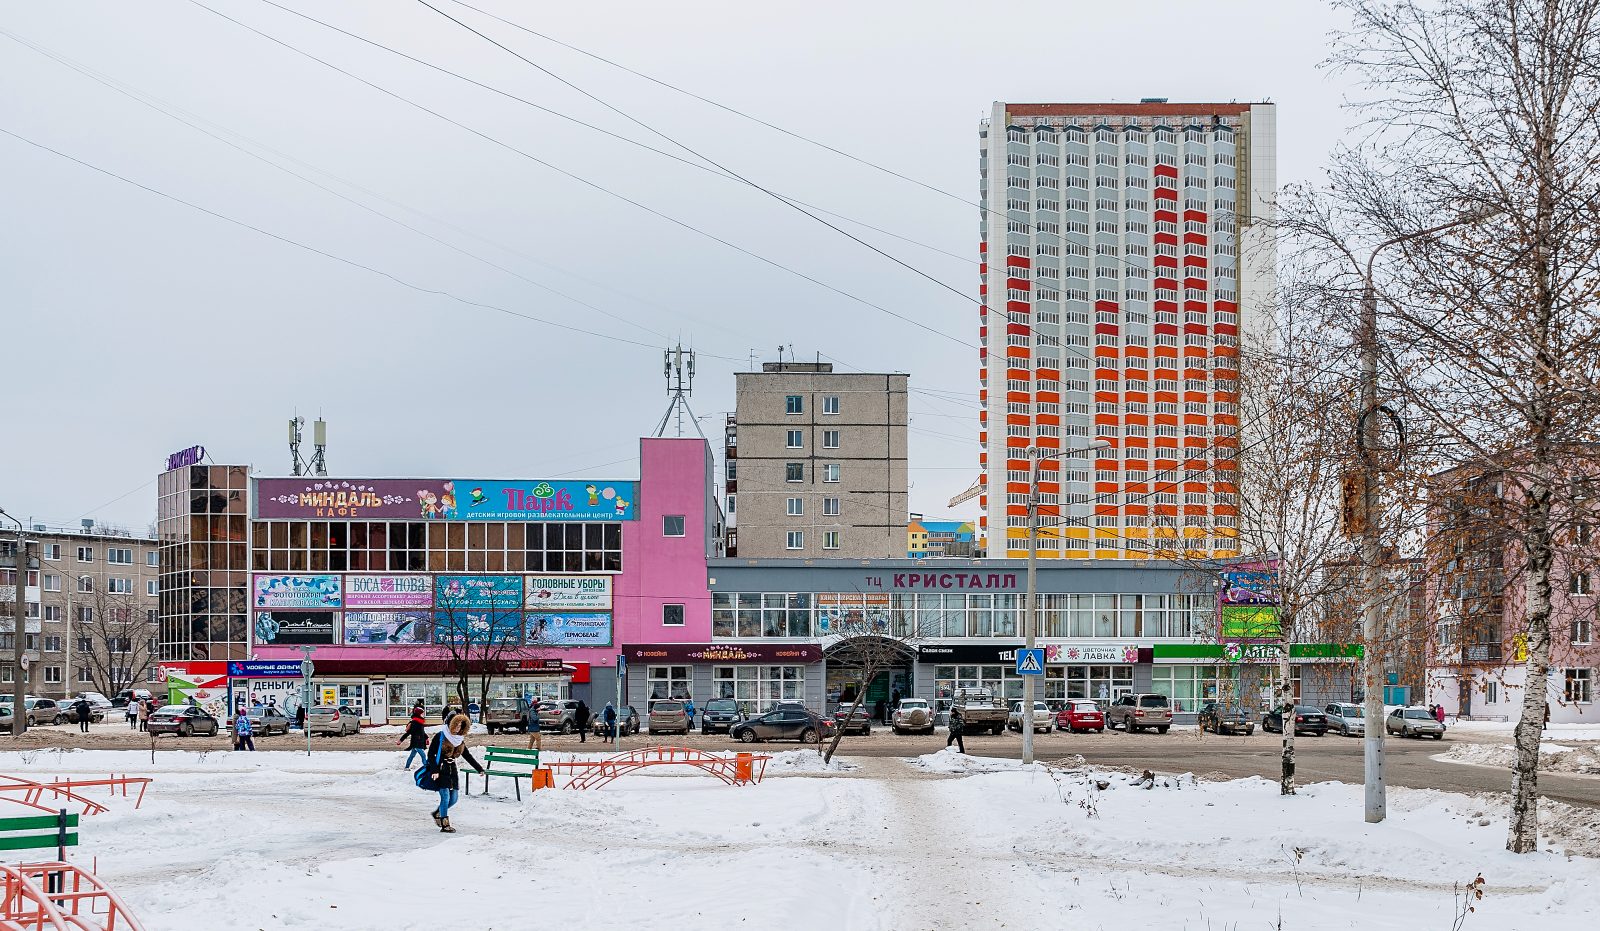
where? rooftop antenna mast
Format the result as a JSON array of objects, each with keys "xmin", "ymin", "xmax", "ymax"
[
  {"xmin": 310, "ymin": 417, "xmax": 328, "ymax": 477},
  {"xmin": 654, "ymin": 343, "xmax": 706, "ymax": 440},
  {"xmin": 289, "ymin": 416, "xmax": 308, "ymax": 476}
]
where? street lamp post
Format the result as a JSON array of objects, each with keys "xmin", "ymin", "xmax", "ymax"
[
  {"xmin": 0, "ymin": 507, "xmax": 32, "ymax": 737},
  {"xmin": 1022, "ymin": 440, "xmax": 1111, "ymax": 766},
  {"xmin": 1356, "ymin": 211, "xmax": 1495, "ymax": 823}
]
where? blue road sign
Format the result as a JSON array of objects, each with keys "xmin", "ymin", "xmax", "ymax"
[{"xmin": 1016, "ymin": 648, "xmax": 1045, "ymax": 676}]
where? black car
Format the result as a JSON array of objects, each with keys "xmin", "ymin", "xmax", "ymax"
[
  {"xmin": 1264, "ymin": 705, "xmax": 1328, "ymax": 736},
  {"xmin": 1197, "ymin": 702, "xmax": 1255, "ymax": 735},
  {"xmin": 699, "ymin": 698, "xmax": 745, "ymax": 735},
  {"xmin": 832, "ymin": 705, "xmax": 873, "ymax": 736},
  {"xmin": 730, "ymin": 707, "xmax": 835, "ymax": 743}
]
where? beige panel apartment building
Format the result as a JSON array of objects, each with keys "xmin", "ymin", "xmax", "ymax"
[
  {"xmin": 725, "ymin": 362, "xmax": 908, "ymax": 559},
  {"xmin": 1, "ymin": 523, "xmax": 160, "ymax": 702}
]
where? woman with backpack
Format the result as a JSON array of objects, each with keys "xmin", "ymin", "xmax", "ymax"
[{"xmin": 417, "ymin": 713, "xmax": 482, "ymax": 833}]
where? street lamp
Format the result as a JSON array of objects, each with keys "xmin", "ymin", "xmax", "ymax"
[
  {"xmin": 1356, "ymin": 208, "xmax": 1497, "ymax": 823},
  {"xmin": 0, "ymin": 507, "xmax": 32, "ymax": 737},
  {"xmin": 1022, "ymin": 439, "xmax": 1113, "ymax": 765}
]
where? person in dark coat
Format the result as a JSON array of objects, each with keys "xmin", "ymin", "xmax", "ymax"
[
  {"xmin": 573, "ymin": 700, "xmax": 591, "ymax": 743},
  {"xmin": 602, "ymin": 702, "xmax": 618, "ymax": 740},
  {"xmin": 295, "ymin": 704, "xmax": 307, "ymax": 730},
  {"xmin": 72, "ymin": 697, "xmax": 94, "ymax": 733},
  {"xmin": 424, "ymin": 714, "xmax": 483, "ymax": 833},
  {"xmin": 946, "ymin": 708, "xmax": 965, "ymax": 753},
  {"xmin": 874, "ymin": 698, "xmax": 889, "ymax": 724},
  {"xmin": 398, "ymin": 709, "xmax": 429, "ymax": 768}
]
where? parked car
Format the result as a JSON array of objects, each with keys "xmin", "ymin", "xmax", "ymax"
[
  {"xmin": 891, "ymin": 698, "xmax": 935, "ymax": 735},
  {"xmin": 306, "ymin": 704, "xmax": 362, "ymax": 736},
  {"xmin": 1324, "ymin": 703, "xmax": 1366, "ymax": 737},
  {"xmin": 22, "ymin": 698, "xmax": 64, "ymax": 727},
  {"xmin": 648, "ymin": 700, "xmax": 691, "ymax": 735},
  {"xmin": 1055, "ymin": 699, "xmax": 1105, "ymax": 734},
  {"xmin": 1264, "ymin": 705, "xmax": 1328, "ymax": 736},
  {"xmin": 699, "ymin": 698, "xmax": 745, "ymax": 735},
  {"xmin": 242, "ymin": 706, "xmax": 291, "ymax": 736},
  {"xmin": 538, "ymin": 700, "xmax": 582, "ymax": 734},
  {"xmin": 730, "ymin": 706, "xmax": 834, "ymax": 743},
  {"xmin": 112, "ymin": 689, "xmax": 154, "ymax": 709},
  {"xmin": 1197, "ymin": 702, "xmax": 1255, "ymax": 736},
  {"xmin": 1387, "ymin": 707, "xmax": 1446, "ymax": 739},
  {"xmin": 483, "ymin": 697, "xmax": 533, "ymax": 734},
  {"xmin": 950, "ymin": 687, "xmax": 1008, "ymax": 736},
  {"xmin": 832, "ymin": 705, "xmax": 873, "ymax": 736},
  {"xmin": 1006, "ymin": 700, "xmax": 1054, "ymax": 734},
  {"xmin": 147, "ymin": 705, "xmax": 220, "ymax": 737},
  {"xmin": 1106, "ymin": 694, "xmax": 1173, "ymax": 733},
  {"xmin": 591, "ymin": 706, "xmax": 641, "ymax": 737},
  {"xmin": 63, "ymin": 698, "xmax": 108, "ymax": 725}
]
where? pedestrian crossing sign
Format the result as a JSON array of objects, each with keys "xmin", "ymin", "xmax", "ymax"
[{"xmin": 1016, "ymin": 648, "xmax": 1045, "ymax": 676}]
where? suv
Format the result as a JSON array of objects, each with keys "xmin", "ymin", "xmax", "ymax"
[
  {"xmin": 1106, "ymin": 694, "xmax": 1172, "ymax": 733},
  {"xmin": 538, "ymin": 700, "xmax": 582, "ymax": 734},
  {"xmin": 1324, "ymin": 702, "xmax": 1365, "ymax": 737},
  {"xmin": 648, "ymin": 700, "xmax": 690, "ymax": 735},
  {"xmin": 1197, "ymin": 702, "xmax": 1254, "ymax": 736},
  {"xmin": 832, "ymin": 705, "xmax": 873, "ymax": 736},
  {"xmin": 699, "ymin": 698, "xmax": 745, "ymax": 735}
]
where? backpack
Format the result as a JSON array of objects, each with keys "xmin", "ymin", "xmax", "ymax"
[{"xmin": 414, "ymin": 734, "xmax": 445, "ymax": 792}]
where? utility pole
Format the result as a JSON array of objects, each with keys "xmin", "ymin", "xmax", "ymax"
[{"xmin": 2, "ymin": 509, "xmax": 32, "ymax": 736}]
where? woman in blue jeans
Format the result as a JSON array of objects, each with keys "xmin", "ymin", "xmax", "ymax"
[
  {"xmin": 423, "ymin": 714, "xmax": 482, "ymax": 833},
  {"xmin": 398, "ymin": 709, "xmax": 429, "ymax": 768}
]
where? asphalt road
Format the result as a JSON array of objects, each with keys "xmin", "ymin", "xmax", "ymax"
[{"xmin": 13, "ymin": 722, "xmax": 1599, "ymax": 808}]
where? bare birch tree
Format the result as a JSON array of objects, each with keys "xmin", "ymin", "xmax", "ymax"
[
  {"xmin": 67, "ymin": 586, "xmax": 155, "ymax": 699},
  {"xmin": 1307, "ymin": 0, "xmax": 1600, "ymax": 852}
]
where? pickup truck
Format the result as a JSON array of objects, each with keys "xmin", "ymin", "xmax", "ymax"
[{"xmin": 950, "ymin": 687, "xmax": 1007, "ymax": 736}]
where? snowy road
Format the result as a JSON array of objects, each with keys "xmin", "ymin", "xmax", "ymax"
[{"xmin": 1, "ymin": 748, "xmax": 1596, "ymax": 930}]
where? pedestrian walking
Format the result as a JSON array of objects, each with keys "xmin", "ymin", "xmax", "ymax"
[
  {"xmin": 234, "ymin": 706, "xmax": 255, "ymax": 752},
  {"xmin": 602, "ymin": 702, "xmax": 618, "ymax": 741},
  {"xmin": 399, "ymin": 708, "xmax": 429, "ymax": 768},
  {"xmin": 1433, "ymin": 704, "xmax": 1446, "ymax": 726},
  {"xmin": 295, "ymin": 704, "xmax": 307, "ymax": 731},
  {"xmin": 136, "ymin": 698, "xmax": 150, "ymax": 733},
  {"xmin": 72, "ymin": 697, "xmax": 93, "ymax": 733},
  {"xmin": 525, "ymin": 700, "xmax": 543, "ymax": 751},
  {"xmin": 946, "ymin": 708, "xmax": 965, "ymax": 753},
  {"xmin": 418, "ymin": 714, "xmax": 482, "ymax": 834},
  {"xmin": 124, "ymin": 699, "xmax": 137, "ymax": 730},
  {"xmin": 573, "ymin": 700, "xmax": 591, "ymax": 743},
  {"xmin": 683, "ymin": 697, "xmax": 696, "ymax": 732}
]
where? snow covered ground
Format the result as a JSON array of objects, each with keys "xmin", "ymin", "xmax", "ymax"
[
  {"xmin": 1438, "ymin": 741, "xmax": 1600, "ymax": 775},
  {"xmin": 1446, "ymin": 720, "xmax": 1600, "ymax": 742},
  {"xmin": 3, "ymin": 747, "xmax": 1597, "ymax": 930}
]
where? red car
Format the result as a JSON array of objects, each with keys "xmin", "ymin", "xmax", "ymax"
[{"xmin": 1055, "ymin": 699, "xmax": 1105, "ymax": 734}]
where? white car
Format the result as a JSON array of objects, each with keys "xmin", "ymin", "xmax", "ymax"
[
  {"xmin": 890, "ymin": 698, "xmax": 935, "ymax": 735},
  {"xmin": 1324, "ymin": 702, "xmax": 1365, "ymax": 737},
  {"xmin": 1006, "ymin": 700, "xmax": 1054, "ymax": 734}
]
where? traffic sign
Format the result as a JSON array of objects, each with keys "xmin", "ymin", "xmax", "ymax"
[
  {"xmin": 1015, "ymin": 648, "xmax": 1045, "ymax": 676},
  {"xmin": 299, "ymin": 659, "xmax": 314, "ymax": 678}
]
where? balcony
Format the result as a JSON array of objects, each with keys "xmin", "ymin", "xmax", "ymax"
[{"xmin": 1462, "ymin": 643, "xmax": 1504, "ymax": 664}]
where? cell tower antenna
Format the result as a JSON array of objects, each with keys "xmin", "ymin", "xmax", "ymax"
[
  {"xmin": 289, "ymin": 416, "xmax": 307, "ymax": 476},
  {"xmin": 310, "ymin": 417, "xmax": 328, "ymax": 476},
  {"xmin": 654, "ymin": 343, "xmax": 706, "ymax": 440}
]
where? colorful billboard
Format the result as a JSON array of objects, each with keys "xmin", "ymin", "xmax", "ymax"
[
  {"xmin": 345, "ymin": 574, "xmax": 433, "ymax": 608},
  {"xmin": 255, "ymin": 478, "xmax": 637, "ymax": 521},
  {"xmin": 253, "ymin": 575, "xmax": 341, "ymax": 609},
  {"xmin": 344, "ymin": 610, "xmax": 434, "ymax": 645},
  {"xmin": 456, "ymin": 481, "xmax": 636, "ymax": 522},
  {"xmin": 436, "ymin": 575, "xmax": 523, "ymax": 610},
  {"xmin": 255, "ymin": 611, "xmax": 339, "ymax": 645},
  {"xmin": 433, "ymin": 611, "xmax": 522, "ymax": 644},
  {"xmin": 526, "ymin": 612, "xmax": 613, "ymax": 647},
  {"xmin": 524, "ymin": 575, "xmax": 613, "ymax": 610},
  {"xmin": 626, "ymin": 643, "xmax": 821, "ymax": 664},
  {"xmin": 1220, "ymin": 606, "xmax": 1281, "ymax": 640},
  {"xmin": 1220, "ymin": 569, "xmax": 1278, "ymax": 606}
]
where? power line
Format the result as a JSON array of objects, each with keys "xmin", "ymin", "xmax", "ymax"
[{"xmin": 184, "ymin": 0, "xmax": 967, "ymax": 347}]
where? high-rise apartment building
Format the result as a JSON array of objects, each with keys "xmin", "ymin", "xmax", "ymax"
[
  {"xmin": 977, "ymin": 101, "xmax": 1276, "ymax": 559},
  {"xmin": 725, "ymin": 362, "xmax": 908, "ymax": 559}
]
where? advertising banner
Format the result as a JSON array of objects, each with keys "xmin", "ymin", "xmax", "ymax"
[
  {"xmin": 1043, "ymin": 643, "xmax": 1139, "ymax": 664},
  {"xmin": 1220, "ymin": 606, "xmax": 1281, "ymax": 640},
  {"xmin": 239, "ymin": 678, "xmax": 305, "ymax": 719},
  {"xmin": 523, "ymin": 575, "xmax": 613, "ymax": 610},
  {"xmin": 455, "ymin": 480, "xmax": 637, "ymax": 522},
  {"xmin": 526, "ymin": 612, "xmax": 613, "ymax": 647},
  {"xmin": 626, "ymin": 643, "xmax": 822, "ymax": 664},
  {"xmin": 436, "ymin": 575, "xmax": 523, "ymax": 610},
  {"xmin": 226, "ymin": 660, "xmax": 304, "ymax": 678},
  {"xmin": 433, "ymin": 611, "xmax": 522, "ymax": 644},
  {"xmin": 344, "ymin": 574, "xmax": 433, "ymax": 608},
  {"xmin": 343, "ymin": 610, "xmax": 434, "ymax": 645},
  {"xmin": 253, "ymin": 574, "xmax": 342, "ymax": 609},
  {"xmin": 1220, "ymin": 569, "xmax": 1278, "ymax": 606},
  {"xmin": 255, "ymin": 611, "xmax": 338, "ymax": 645}
]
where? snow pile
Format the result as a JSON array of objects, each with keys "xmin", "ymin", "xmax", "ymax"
[
  {"xmin": 1449, "ymin": 720, "xmax": 1600, "ymax": 741},
  {"xmin": 762, "ymin": 749, "xmax": 860, "ymax": 774},
  {"xmin": 4, "ymin": 749, "xmax": 1598, "ymax": 930},
  {"xmin": 1437, "ymin": 742, "xmax": 1600, "ymax": 775}
]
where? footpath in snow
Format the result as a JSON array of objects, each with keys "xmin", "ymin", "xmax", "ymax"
[{"xmin": 1, "ymin": 746, "xmax": 1596, "ymax": 930}]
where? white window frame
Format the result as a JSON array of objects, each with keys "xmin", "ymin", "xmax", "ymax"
[
  {"xmin": 76, "ymin": 546, "xmax": 93, "ymax": 563},
  {"xmin": 785, "ymin": 395, "xmax": 804, "ymax": 415},
  {"xmin": 823, "ymin": 430, "xmax": 840, "ymax": 449},
  {"xmin": 822, "ymin": 464, "xmax": 841, "ymax": 483},
  {"xmin": 107, "ymin": 577, "xmax": 132, "ymax": 595},
  {"xmin": 42, "ymin": 574, "xmax": 60, "ymax": 593},
  {"xmin": 77, "ymin": 576, "xmax": 94, "ymax": 593},
  {"xmin": 661, "ymin": 604, "xmax": 685, "ymax": 627},
  {"xmin": 43, "ymin": 666, "xmax": 62, "ymax": 684},
  {"xmin": 823, "ymin": 531, "xmax": 840, "ymax": 550},
  {"xmin": 662, "ymin": 515, "xmax": 687, "ymax": 537},
  {"xmin": 43, "ymin": 544, "xmax": 61, "ymax": 562},
  {"xmin": 786, "ymin": 430, "xmax": 804, "ymax": 449},
  {"xmin": 1564, "ymin": 668, "xmax": 1593, "ymax": 704},
  {"xmin": 1571, "ymin": 573, "xmax": 1593, "ymax": 596},
  {"xmin": 823, "ymin": 497, "xmax": 840, "ymax": 517},
  {"xmin": 786, "ymin": 498, "xmax": 804, "ymax": 517},
  {"xmin": 786, "ymin": 531, "xmax": 804, "ymax": 550},
  {"xmin": 822, "ymin": 396, "xmax": 840, "ymax": 415}
]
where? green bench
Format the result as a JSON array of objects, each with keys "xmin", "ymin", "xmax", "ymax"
[
  {"xmin": 467, "ymin": 747, "xmax": 542, "ymax": 800},
  {"xmin": 0, "ymin": 812, "xmax": 79, "ymax": 861}
]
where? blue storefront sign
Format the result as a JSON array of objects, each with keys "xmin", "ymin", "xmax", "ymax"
[
  {"xmin": 433, "ymin": 611, "xmax": 523, "ymax": 644},
  {"xmin": 436, "ymin": 575, "xmax": 524, "ymax": 610},
  {"xmin": 455, "ymin": 480, "xmax": 637, "ymax": 522},
  {"xmin": 526, "ymin": 612, "xmax": 614, "ymax": 647},
  {"xmin": 226, "ymin": 660, "xmax": 306, "ymax": 679}
]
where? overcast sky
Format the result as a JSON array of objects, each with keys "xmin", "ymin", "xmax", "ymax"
[{"xmin": 0, "ymin": 0, "xmax": 1355, "ymax": 533}]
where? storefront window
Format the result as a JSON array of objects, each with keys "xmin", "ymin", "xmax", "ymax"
[
  {"xmin": 1149, "ymin": 664, "xmax": 1237, "ymax": 712},
  {"xmin": 1060, "ymin": 664, "xmax": 1133, "ymax": 702},
  {"xmin": 387, "ymin": 680, "xmax": 449, "ymax": 718},
  {"xmin": 712, "ymin": 665, "xmax": 803, "ymax": 714},
  {"xmin": 647, "ymin": 666, "xmax": 692, "ymax": 704}
]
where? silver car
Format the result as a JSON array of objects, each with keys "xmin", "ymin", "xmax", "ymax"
[
  {"xmin": 306, "ymin": 704, "xmax": 362, "ymax": 736},
  {"xmin": 1324, "ymin": 702, "xmax": 1366, "ymax": 737},
  {"xmin": 1386, "ymin": 707, "xmax": 1445, "ymax": 739},
  {"xmin": 243, "ymin": 706, "xmax": 291, "ymax": 736}
]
